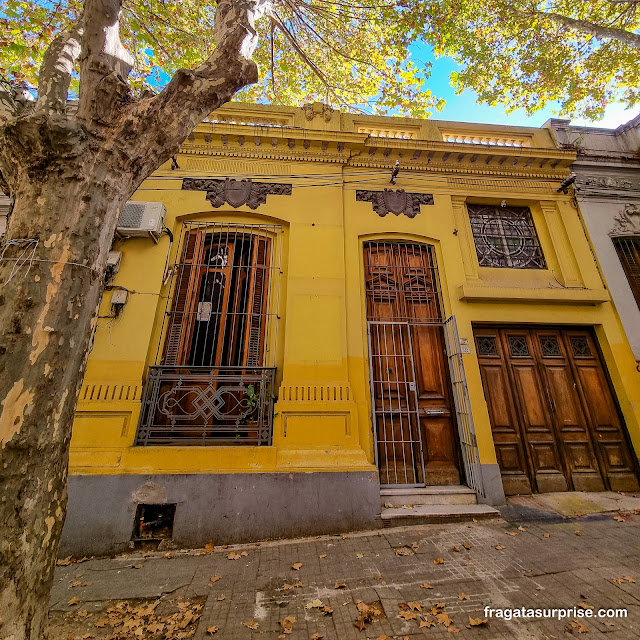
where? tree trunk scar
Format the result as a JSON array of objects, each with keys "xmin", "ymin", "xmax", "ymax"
[
  {"xmin": 30, "ymin": 242, "xmax": 70, "ymax": 365},
  {"xmin": 0, "ymin": 379, "xmax": 35, "ymax": 448}
]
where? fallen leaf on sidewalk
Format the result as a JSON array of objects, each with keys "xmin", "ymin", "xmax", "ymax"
[
  {"xmin": 243, "ymin": 621, "xmax": 259, "ymax": 630},
  {"xmin": 204, "ymin": 541, "xmax": 215, "ymax": 551},
  {"xmin": 420, "ymin": 617, "xmax": 436, "ymax": 628},
  {"xmin": 575, "ymin": 531, "xmax": 583, "ymax": 537},
  {"xmin": 420, "ymin": 583, "xmax": 433, "ymax": 589},
  {"xmin": 517, "ymin": 526, "xmax": 526, "ymax": 532},
  {"xmin": 411, "ymin": 541, "xmax": 419, "ymax": 549},
  {"xmin": 468, "ymin": 617, "xmax": 488, "ymax": 627},
  {"xmin": 624, "ymin": 576, "xmax": 636, "ymax": 583},
  {"xmin": 569, "ymin": 619, "xmax": 589, "ymax": 633},
  {"xmin": 335, "ymin": 582, "xmax": 347, "ymax": 589},
  {"xmin": 495, "ymin": 544, "xmax": 506, "ymax": 550},
  {"xmin": 376, "ymin": 635, "xmax": 392, "ymax": 640},
  {"xmin": 311, "ymin": 634, "xmax": 324, "ymax": 640},
  {"xmin": 383, "ymin": 502, "xmax": 394, "ymax": 508},
  {"xmin": 319, "ymin": 554, "xmax": 327, "ymax": 559},
  {"xmin": 217, "ymin": 594, "xmax": 226, "ymax": 601},
  {"xmin": 294, "ymin": 580, "xmax": 303, "ymax": 587},
  {"xmin": 458, "ymin": 593, "xmax": 469, "ymax": 601},
  {"xmin": 240, "ymin": 551, "xmax": 248, "ymax": 557},
  {"xmin": 292, "ymin": 562, "xmax": 303, "ymax": 570},
  {"xmin": 433, "ymin": 557, "xmax": 445, "ymax": 564},
  {"xmin": 578, "ymin": 602, "xmax": 594, "ymax": 610},
  {"xmin": 306, "ymin": 599, "xmax": 325, "ymax": 610},
  {"xmin": 279, "ymin": 616, "xmax": 296, "ymax": 634},
  {"xmin": 394, "ymin": 546, "xmax": 415, "ymax": 556},
  {"xmin": 356, "ymin": 553, "xmax": 364, "ymax": 558},
  {"xmin": 398, "ymin": 611, "xmax": 418, "ymax": 620},
  {"xmin": 613, "ymin": 515, "xmax": 625, "ymax": 522},
  {"xmin": 451, "ymin": 546, "xmax": 460, "ymax": 552},
  {"xmin": 227, "ymin": 552, "xmax": 241, "ymax": 560},
  {"xmin": 611, "ymin": 577, "xmax": 627, "ymax": 584},
  {"xmin": 543, "ymin": 533, "xmax": 551, "ymax": 538},
  {"xmin": 321, "ymin": 605, "xmax": 334, "ymax": 615},
  {"xmin": 436, "ymin": 612, "xmax": 454, "ymax": 626},
  {"xmin": 130, "ymin": 564, "xmax": 143, "ymax": 569},
  {"xmin": 67, "ymin": 597, "xmax": 79, "ymax": 606},
  {"xmin": 505, "ymin": 531, "xmax": 518, "ymax": 536},
  {"xmin": 57, "ymin": 556, "xmax": 72, "ymax": 566},
  {"xmin": 70, "ymin": 580, "xmax": 91, "ymax": 588},
  {"xmin": 206, "ymin": 626, "xmax": 219, "ymax": 634},
  {"xmin": 463, "ymin": 542, "xmax": 472, "ymax": 549},
  {"xmin": 448, "ymin": 627, "xmax": 460, "ymax": 633},
  {"xmin": 209, "ymin": 575, "xmax": 222, "ymax": 585},
  {"xmin": 283, "ymin": 583, "xmax": 293, "ymax": 590}
]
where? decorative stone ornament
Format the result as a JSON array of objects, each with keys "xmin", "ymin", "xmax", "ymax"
[
  {"xmin": 356, "ymin": 189, "xmax": 434, "ymax": 219},
  {"xmin": 302, "ymin": 102, "xmax": 335, "ymax": 122},
  {"xmin": 182, "ymin": 178, "xmax": 292, "ymax": 209},
  {"xmin": 609, "ymin": 203, "xmax": 640, "ymax": 237}
]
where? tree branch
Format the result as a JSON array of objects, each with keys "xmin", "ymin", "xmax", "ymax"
[
  {"xmin": 77, "ymin": 0, "xmax": 135, "ymax": 124},
  {"xmin": 512, "ymin": 5, "xmax": 640, "ymax": 49},
  {"xmin": 0, "ymin": 78, "xmax": 35, "ymax": 125},
  {"xmin": 36, "ymin": 17, "xmax": 83, "ymax": 114},
  {"xmin": 109, "ymin": 0, "xmax": 270, "ymax": 188}
]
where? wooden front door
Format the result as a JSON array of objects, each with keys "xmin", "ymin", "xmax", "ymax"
[
  {"xmin": 475, "ymin": 326, "xmax": 639, "ymax": 494},
  {"xmin": 365, "ymin": 241, "xmax": 460, "ymax": 486}
]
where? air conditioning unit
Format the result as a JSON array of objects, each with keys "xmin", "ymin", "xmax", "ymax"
[{"xmin": 116, "ymin": 201, "xmax": 165, "ymax": 242}]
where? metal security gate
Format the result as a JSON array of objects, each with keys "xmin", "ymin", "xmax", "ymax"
[
  {"xmin": 367, "ymin": 321, "xmax": 425, "ymax": 486},
  {"xmin": 364, "ymin": 241, "xmax": 471, "ymax": 487},
  {"xmin": 443, "ymin": 316, "xmax": 485, "ymax": 497}
]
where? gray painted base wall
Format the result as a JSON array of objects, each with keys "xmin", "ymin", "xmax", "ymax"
[
  {"xmin": 478, "ymin": 463, "xmax": 506, "ymax": 506},
  {"xmin": 61, "ymin": 471, "xmax": 381, "ymax": 556}
]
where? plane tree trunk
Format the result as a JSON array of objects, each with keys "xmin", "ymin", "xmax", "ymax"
[{"xmin": 0, "ymin": 0, "xmax": 267, "ymax": 637}]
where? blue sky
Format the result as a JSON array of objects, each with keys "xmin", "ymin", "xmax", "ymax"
[{"xmin": 419, "ymin": 48, "xmax": 635, "ymax": 130}]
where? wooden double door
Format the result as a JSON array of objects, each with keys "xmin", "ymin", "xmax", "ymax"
[
  {"xmin": 365, "ymin": 241, "xmax": 461, "ymax": 486},
  {"xmin": 475, "ymin": 326, "xmax": 639, "ymax": 494}
]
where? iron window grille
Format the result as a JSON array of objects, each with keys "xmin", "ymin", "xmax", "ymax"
[
  {"xmin": 467, "ymin": 204, "xmax": 546, "ymax": 269},
  {"xmin": 613, "ymin": 237, "xmax": 640, "ymax": 311},
  {"xmin": 136, "ymin": 222, "xmax": 283, "ymax": 446}
]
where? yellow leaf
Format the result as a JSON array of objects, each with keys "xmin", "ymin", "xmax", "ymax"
[
  {"xmin": 451, "ymin": 546, "xmax": 460, "ymax": 552},
  {"xmin": 356, "ymin": 552, "xmax": 364, "ymax": 558},
  {"xmin": 335, "ymin": 582, "xmax": 347, "ymax": 589},
  {"xmin": 293, "ymin": 581, "xmax": 303, "ymax": 587},
  {"xmin": 505, "ymin": 531, "xmax": 518, "ymax": 536},
  {"xmin": 131, "ymin": 564, "xmax": 143, "ymax": 569},
  {"xmin": 611, "ymin": 577, "xmax": 626, "ymax": 584},
  {"xmin": 458, "ymin": 593, "xmax": 469, "ymax": 601},
  {"xmin": 321, "ymin": 605, "xmax": 333, "ymax": 615},
  {"xmin": 311, "ymin": 634, "xmax": 324, "ymax": 640},
  {"xmin": 207, "ymin": 626, "xmax": 219, "ymax": 634},
  {"xmin": 436, "ymin": 612, "xmax": 453, "ymax": 626},
  {"xmin": 217, "ymin": 594, "xmax": 226, "ymax": 601},
  {"xmin": 468, "ymin": 617, "xmax": 488, "ymax": 626},
  {"xmin": 448, "ymin": 627, "xmax": 461, "ymax": 633},
  {"xmin": 292, "ymin": 562, "xmax": 303, "ymax": 570},
  {"xmin": 462, "ymin": 542, "xmax": 472, "ymax": 549},
  {"xmin": 57, "ymin": 556, "xmax": 72, "ymax": 566},
  {"xmin": 575, "ymin": 531, "xmax": 583, "ymax": 536},
  {"xmin": 420, "ymin": 583, "xmax": 433, "ymax": 589},
  {"xmin": 624, "ymin": 576, "xmax": 636, "ymax": 583},
  {"xmin": 517, "ymin": 526, "xmax": 526, "ymax": 532},
  {"xmin": 319, "ymin": 554, "xmax": 327, "ymax": 559},
  {"xmin": 306, "ymin": 599, "xmax": 324, "ymax": 609},
  {"xmin": 204, "ymin": 541, "xmax": 215, "ymax": 551},
  {"xmin": 543, "ymin": 533, "xmax": 551, "ymax": 538},
  {"xmin": 209, "ymin": 575, "xmax": 222, "ymax": 584},
  {"xmin": 243, "ymin": 621, "xmax": 259, "ymax": 630},
  {"xmin": 227, "ymin": 552, "xmax": 241, "ymax": 560},
  {"xmin": 578, "ymin": 602, "xmax": 594, "ymax": 610},
  {"xmin": 420, "ymin": 617, "xmax": 436, "ymax": 628},
  {"xmin": 433, "ymin": 557, "xmax": 445, "ymax": 564},
  {"xmin": 399, "ymin": 610, "xmax": 418, "ymax": 621},
  {"xmin": 495, "ymin": 544, "xmax": 506, "ymax": 550},
  {"xmin": 395, "ymin": 546, "xmax": 415, "ymax": 556},
  {"xmin": 283, "ymin": 583, "xmax": 293, "ymax": 590},
  {"xmin": 67, "ymin": 597, "xmax": 79, "ymax": 606},
  {"xmin": 240, "ymin": 551, "xmax": 248, "ymax": 557}
]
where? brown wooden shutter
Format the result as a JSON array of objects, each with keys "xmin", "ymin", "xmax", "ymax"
[
  {"xmin": 162, "ymin": 230, "xmax": 202, "ymax": 365},
  {"xmin": 614, "ymin": 237, "xmax": 640, "ymax": 311},
  {"xmin": 242, "ymin": 236, "xmax": 270, "ymax": 366}
]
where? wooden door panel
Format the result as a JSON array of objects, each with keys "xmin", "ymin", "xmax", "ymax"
[
  {"xmin": 566, "ymin": 332, "xmax": 639, "ymax": 491},
  {"xmin": 475, "ymin": 335, "xmax": 532, "ymax": 494}
]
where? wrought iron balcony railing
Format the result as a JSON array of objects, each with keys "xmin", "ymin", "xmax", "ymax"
[{"xmin": 135, "ymin": 366, "xmax": 276, "ymax": 446}]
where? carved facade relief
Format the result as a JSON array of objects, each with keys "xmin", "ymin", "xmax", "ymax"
[
  {"xmin": 356, "ymin": 189, "xmax": 434, "ymax": 218},
  {"xmin": 182, "ymin": 178, "xmax": 292, "ymax": 209},
  {"xmin": 582, "ymin": 175, "xmax": 634, "ymax": 190},
  {"xmin": 610, "ymin": 203, "xmax": 640, "ymax": 237},
  {"xmin": 302, "ymin": 102, "xmax": 335, "ymax": 122}
]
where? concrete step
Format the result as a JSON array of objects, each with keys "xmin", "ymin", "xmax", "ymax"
[
  {"xmin": 380, "ymin": 503, "xmax": 501, "ymax": 526},
  {"xmin": 380, "ymin": 485, "xmax": 477, "ymax": 507}
]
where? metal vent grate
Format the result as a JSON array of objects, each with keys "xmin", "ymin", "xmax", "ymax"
[{"xmin": 119, "ymin": 203, "xmax": 146, "ymax": 229}]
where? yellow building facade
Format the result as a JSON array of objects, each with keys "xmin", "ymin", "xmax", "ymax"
[{"xmin": 60, "ymin": 103, "xmax": 640, "ymax": 555}]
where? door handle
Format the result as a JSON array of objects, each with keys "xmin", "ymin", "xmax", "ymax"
[{"xmin": 425, "ymin": 409, "xmax": 446, "ymax": 416}]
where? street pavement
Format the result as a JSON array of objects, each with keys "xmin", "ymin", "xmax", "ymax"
[{"xmin": 48, "ymin": 504, "xmax": 640, "ymax": 639}]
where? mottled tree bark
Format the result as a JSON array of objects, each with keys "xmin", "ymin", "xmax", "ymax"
[{"xmin": 0, "ymin": 0, "xmax": 268, "ymax": 637}]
